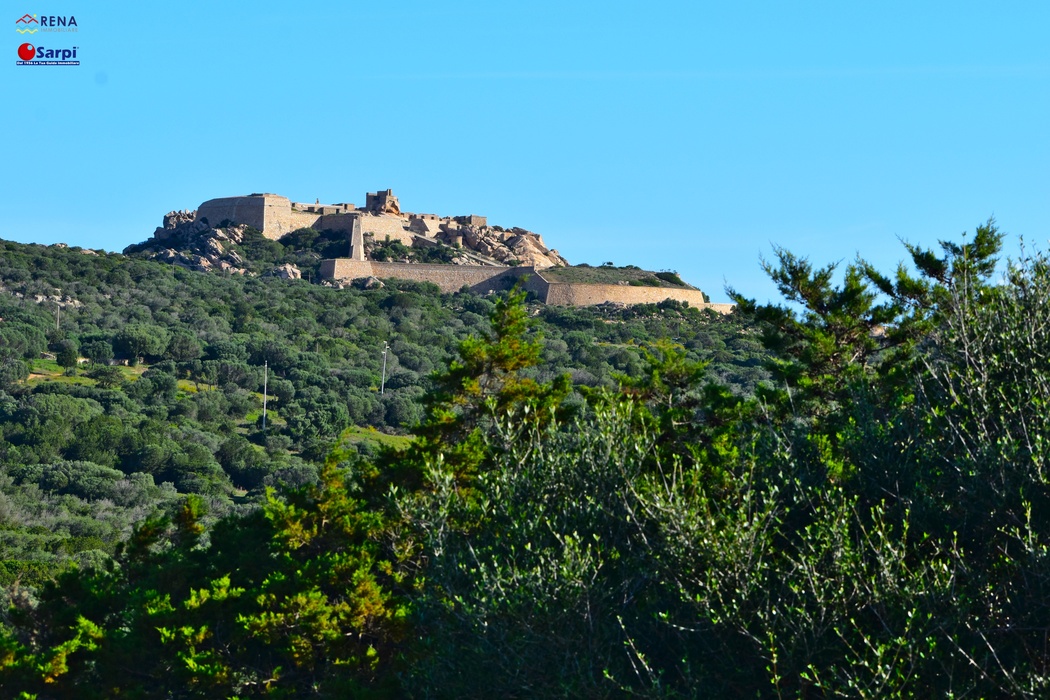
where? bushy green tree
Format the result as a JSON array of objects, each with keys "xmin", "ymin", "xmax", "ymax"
[
  {"xmin": 0, "ymin": 323, "xmax": 46, "ymax": 362},
  {"xmin": 0, "ymin": 359, "xmax": 29, "ymax": 390},
  {"xmin": 0, "ymin": 451, "xmax": 409, "ymax": 698},
  {"xmin": 55, "ymin": 339, "xmax": 79, "ymax": 374},
  {"xmin": 113, "ymin": 324, "xmax": 170, "ymax": 365},
  {"xmin": 80, "ymin": 339, "xmax": 113, "ymax": 366},
  {"xmin": 397, "ymin": 287, "xmax": 571, "ymax": 489}
]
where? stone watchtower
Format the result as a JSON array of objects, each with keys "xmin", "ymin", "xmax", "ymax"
[{"xmin": 365, "ymin": 189, "xmax": 401, "ymax": 215}]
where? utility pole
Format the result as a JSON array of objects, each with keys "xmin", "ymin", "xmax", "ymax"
[
  {"xmin": 262, "ymin": 360, "xmax": 268, "ymax": 430},
  {"xmin": 381, "ymin": 342, "xmax": 389, "ymax": 395}
]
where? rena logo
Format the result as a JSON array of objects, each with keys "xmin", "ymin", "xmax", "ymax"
[
  {"xmin": 17, "ymin": 42, "xmax": 34, "ymax": 60},
  {"xmin": 15, "ymin": 13, "xmax": 38, "ymax": 34}
]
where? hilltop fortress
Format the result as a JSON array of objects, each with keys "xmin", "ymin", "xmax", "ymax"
[
  {"xmin": 195, "ymin": 189, "xmax": 566, "ymax": 269},
  {"xmin": 152, "ymin": 189, "xmax": 730, "ymax": 311}
]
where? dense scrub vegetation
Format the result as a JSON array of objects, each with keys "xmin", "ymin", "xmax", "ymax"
[
  {"xmin": 543, "ymin": 263, "xmax": 695, "ymax": 288},
  {"xmin": 0, "ymin": 238, "xmax": 764, "ymax": 587},
  {"xmin": 369, "ymin": 238, "xmax": 460, "ymax": 265},
  {"xmin": 3, "ymin": 220, "xmax": 1050, "ymax": 697}
]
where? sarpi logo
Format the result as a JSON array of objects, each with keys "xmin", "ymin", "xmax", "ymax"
[
  {"xmin": 15, "ymin": 13, "xmax": 38, "ymax": 34},
  {"xmin": 16, "ymin": 12, "xmax": 77, "ymax": 33},
  {"xmin": 16, "ymin": 42, "xmax": 79, "ymax": 65}
]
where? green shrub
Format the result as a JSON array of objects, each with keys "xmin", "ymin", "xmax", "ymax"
[{"xmin": 655, "ymin": 270, "xmax": 686, "ymax": 286}]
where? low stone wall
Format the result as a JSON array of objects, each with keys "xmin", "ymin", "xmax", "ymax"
[
  {"xmin": 372, "ymin": 263, "xmax": 524, "ymax": 293},
  {"xmin": 517, "ymin": 271, "xmax": 551, "ymax": 300},
  {"xmin": 319, "ymin": 259, "xmax": 373, "ymax": 281},
  {"xmin": 320, "ymin": 259, "xmax": 529, "ymax": 293},
  {"xmin": 541, "ymin": 281, "xmax": 710, "ymax": 308}
]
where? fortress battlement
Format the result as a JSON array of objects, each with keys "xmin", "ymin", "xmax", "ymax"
[{"xmin": 196, "ymin": 189, "xmax": 483, "ymax": 245}]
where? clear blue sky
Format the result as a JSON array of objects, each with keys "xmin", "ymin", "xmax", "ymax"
[{"xmin": 3, "ymin": 1, "xmax": 1048, "ymax": 303}]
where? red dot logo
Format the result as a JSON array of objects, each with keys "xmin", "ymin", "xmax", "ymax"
[{"xmin": 18, "ymin": 43, "xmax": 35, "ymax": 61}]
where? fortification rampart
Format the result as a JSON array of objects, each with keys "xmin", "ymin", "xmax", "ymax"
[
  {"xmin": 280, "ymin": 210, "xmax": 325, "ymax": 235},
  {"xmin": 357, "ymin": 215, "xmax": 415, "ymax": 245},
  {"xmin": 196, "ymin": 195, "xmax": 322, "ymax": 240},
  {"xmin": 541, "ymin": 281, "xmax": 710, "ymax": 308},
  {"xmin": 315, "ymin": 213, "xmax": 358, "ymax": 234},
  {"xmin": 319, "ymin": 259, "xmax": 727, "ymax": 311},
  {"xmin": 319, "ymin": 259, "xmax": 374, "ymax": 282},
  {"xmin": 196, "ymin": 194, "xmax": 412, "ymax": 241},
  {"xmin": 370, "ymin": 263, "xmax": 526, "ymax": 293},
  {"xmin": 320, "ymin": 259, "xmax": 529, "ymax": 293},
  {"xmin": 517, "ymin": 271, "xmax": 551, "ymax": 300},
  {"xmin": 196, "ymin": 195, "xmax": 272, "ymax": 232}
]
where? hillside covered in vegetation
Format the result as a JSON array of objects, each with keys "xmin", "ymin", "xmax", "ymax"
[
  {"xmin": 0, "ymin": 238, "xmax": 763, "ymax": 588},
  {"xmin": 6, "ymin": 222, "xmax": 1050, "ymax": 698}
]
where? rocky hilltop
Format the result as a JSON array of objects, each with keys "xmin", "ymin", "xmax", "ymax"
[
  {"xmin": 127, "ymin": 211, "xmax": 255, "ymax": 275},
  {"xmin": 124, "ymin": 188, "xmax": 726, "ymax": 311}
]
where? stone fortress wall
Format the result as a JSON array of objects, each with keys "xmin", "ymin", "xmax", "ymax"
[
  {"xmin": 197, "ymin": 191, "xmax": 495, "ymax": 248},
  {"xmin": 319, "ymin": 260, "xmax": 525, "ymax": 294},
  {"xmin": 318, "ymin": 259, "xmax": 727, "ymax": 311},
  {"xmin": 195, "ymin": 195, "xmax": 270, "ymax": 232},
  {"xmin": 196, "ymin": 194, "xmax": 327, "ymax": 239},
  {"xmin": 352, "ymin": 215, "xmax": 417, "ymax": 246},
  {"xmin": 542, "ymin": 281, "xmax": 709, "ymax": 307}
]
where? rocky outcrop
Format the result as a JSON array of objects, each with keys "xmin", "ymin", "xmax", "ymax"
[
  {"xmin": 162, "ymin": 209, "xmax": 196, "ymax": 230},
  {"xmin": 270, "ymin": 263, "xmax": 302, "ymax": 280},
  {"xmin": 452, "ymin": 226, "xmax": 567, "ymax": 268},
  {"xmin": 127, "ymin": 214, "xmax": 252, "ymax": 274}
]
